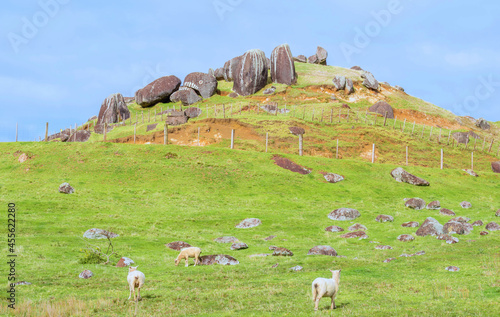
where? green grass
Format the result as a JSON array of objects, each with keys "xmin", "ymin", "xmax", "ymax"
[{"xmin": 0, "ymin": 142, "xmax": 499, "ymax": 316}]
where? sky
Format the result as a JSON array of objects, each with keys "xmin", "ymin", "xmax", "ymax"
[{"xmin": 1, "ymin": 0, "xmax": 500, "ymax": 141}]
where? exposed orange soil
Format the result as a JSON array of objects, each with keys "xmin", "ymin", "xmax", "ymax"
[{"xmin": 393, "ymin": 109, "xmax": 466, "ymax": 130}]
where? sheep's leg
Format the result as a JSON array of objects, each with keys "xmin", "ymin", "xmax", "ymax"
[
  {"xmin": 132, "ymin": 287, "xmax": 136, "ymax": 301},
  {"xmin": 185, "ymin": 256, "xmax": 189, "ymax": 267},
  {"xmin": 194, "ymin": 254, "xmax": 199, "ymax": 266},
  {"xmin": 137, "ymin": 287, "xmax": 141, "ymax": 301},
  {"xmin": 314, "ymin": 297, "xmax": 320, "ymax": 311},
  {"xmin": 128, "ymin": 286, "xmax": 133, "ymax": 300},
  {"xmin": 331, "ymin": 297, "xmax": 336, "ymax": 310}
]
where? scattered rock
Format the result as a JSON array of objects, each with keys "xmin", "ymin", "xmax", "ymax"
[
  {"xmin": 345, "ymin": 78, "xmax": 354, "ymax": 94},
  {"xmin": 496, "ymin": 210, "xmax": 500, "ymax": 217},
  {"xmin": 315, "ymin": 46, "xmax": 328, "ymax": 65},
  {"xmin": 272, "ymin": 247, "xmax": 294, "ymax": 256},
  {"xmin": 183, "ymin": 72, "xmax": 217, "ymax": 98},
  {"xmin": 391, "ymin": 167, "xmax": 430, "ymax": 186},
  {"xmin": 228, "ymin": 92, "xmax": 239, "ymax": 98},
  {"xmin": 475, "ymin": 118, "xmax": 490, "ymax": 130},
  {"xmin": 426, "ymin": 201, "xmax": 441, "ymax": 210},
  {"xmin": 437, "ymin": 234, "xmax": 459, "ymax": 244},
  {"xmin": 307, "ymin": 245, "xmax": 337, "ymax": 256},
  {"xmin": 440, "ymin": 208, "xmax": 456, "ymax": 216},
  {"xmin": 290, "ymin": 265, "xmax": 303, "ymax": 271},
  {"xmin": 450, "ymin": 216, "xmax": 470, "ymax": 223},
  {"xmin": 324, "ymin": 173, "xmax": 344, "ymax": 183},
  {"xmin": 401, "ymin": 221, "xmax": 419, "ymax": 228},
  {"xmin": 146, "ymin": 124, "xmax": 158, "ymax": 132},
  {"xmin": 48, "ymin": 129, "xmax": 71, "ymax": 142},
  {"xmin": 170, "ymin": 87, "xmax": 202, "ymax": 106},
  {"xmin": 328, "ymin": 208, "xmax": 361, "ymax": 221},
  {"xmin": 271, "ymin": 263, "xmax": 279, "ymax": 268},
  {"xmin": 397, "ymin": 234, "xmax": 415, "ymax": 242},
  {"xmin": 308, "ymin": 54, "xmax": 318, "ymax": 64},
  {"xmin": 269, "ymin": 246, "xmax": 277, "ymax": 250},
  {"xmin": 214, "ymin": 236, "xmax": 238, "ymax": 243},
  {"xmin": 348, "ymin": 224, "xmax": 367, "ymax": 231},
  {"xmin": 233, "ymin": 49, "xmax": 268, "ymax": 96},
  {"xmin": 369, "ymin": 101, "xmax": 394, "ymax": 119},
  {"xmin": 231, "ymin": 242, "xmax": 248, "ymax": 250},
  {"xmin": 270, "ymin": 44, "xmax": 297, "ymax": 85},
  {"xmin": 463, "ymin": 169, "xmax": 478, "ymax": 177},
  {"xmin": 375, "ymin": 245, "xmax": 393, "ymax": 250},
  {"xmin": 272, "ymin": 155, "xmax": 311, "ymax": 175},
  {"xmin": 485, "ymin": 222, "xmax": 500, "ymax": 231},
  {"xmin": 165, "ymin": 115, "xmax": 189, "ymax": 126},
  {"xmin": 351, "ymin": 66, "xmax": 363, "ymax": 71},
  {"xmin": 184, "ymin": 107, "xmax": 202, "ymax": 119},
  {"xmin": 293, "ymin": 55, "xmax": 307, "ymax": 63},
  {"xmin": 340, "ymin": 231, "xmax": 368, "ymax": 239},
  {"xmin": 18, "ymin": 153, "xmax": 28, "ymax": 163},
  {"xmin": 452, "ymin": 132, "xmax": 479, "ymax": 144},
  {"xmin": 376, "ymin": 215, "xmax": 394, "ymax": 223},
  {"xmin": 199, "ymin": 255, "xmax": 239, "ymax": 265},
  {"xmin": 95, "ymin": 93, "xmax": 131, "ymax": 133},
  {"xmin": 264, "ymin": 235, "xmax": 276, "ymax": 241},
  {"xmin": 416, "ymin": 217, "xmax": 443, "ymax": 237},
  {"xmin": 405, "ymin": 198, "xmax": 426, "ymax": 210},
  {"xmin": 480, "ymin": 231, "xmax": 489, "ymax": 236},
  {"xmin": 59, "ymin": 182, "xmax": 74, "ymax": 194},
  {"xmin": 443, "ymin": 221, "xmax": 473, "ymax": 235},
  {"xmin": 223, "ymin": 55, "xmax": 243, "ymax": 82},
  {"xmin": 332, "ymin": 76, "xmax": 346, "ymax": 90},
  {"xmin": 361, "ymin": 71, "xmax": 379, "ymax": 90},
  {"xmin": 460, "ymin": 201, "xmax": 472, "ymax": 209},
  {"xmin": 492, "ymin": 162, "xmax": 500, "ymax": 173},
  {"xmin": 472, "ymin": 220, "xmax": 483, "ymax": 226},
  {"xmin": 135, "ymin": 76, "xmax": 181, "ymax": 107},
  {"xmin": 166, "ymin": 241, "xmax": 192, "ymax": 251},
  {"xmin": 325, "ymin": 226, "xmax": 344, "ymax": 232},
  {"xmin": 383, "ymin": 258, "xmax": 396, "ymax": 263},
  {"xmin": 14, "ymin": 281, "xmax": 32, "ymax": 285},
  {"xmin": 289, "ymin": 126, "xmax": 305, "ymax": 136},
  {"xmin": 67, "ymin": 130, "xmax": 91, "ymax": 143},
  {"xmin": 83, "ymin": 228, "xmax": 119, "ymax": 240},
  {"xmin": 395, "ymin": 85, "xmax": 405, "ymax": 92},
  {"xmin": 445, "ymin": 266, "xmax": 459, "ymax": 272},
  {"xmin": 214, "ymin": 67, "xmax": 225, "ymax": 80},
  {"xmin": 79, "ymin": 270, "xmax": 94, "ymax": 279},
  {"xmin": 263, "ymin": 86, "xmax": 276, "ymax": 95},
  {"xmin": 236, "ymin": 218, "xmax": 261, "ymax": 229},
  {"xmin": 116, "ymin": 257, "xmax": 134, "ymax": 267}
]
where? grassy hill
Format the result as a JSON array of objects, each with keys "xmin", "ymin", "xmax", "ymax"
[{"xmin": 0, "ymin": 141, "xmax": 499, "ymax": 316}]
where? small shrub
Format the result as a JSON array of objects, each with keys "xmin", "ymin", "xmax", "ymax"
[{"xmin": 79, "ymin": 247, "xmax": 106, "ymax": 264}]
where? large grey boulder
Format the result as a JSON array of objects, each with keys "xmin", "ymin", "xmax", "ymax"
[
  {"xmin": 59, "ymin": 182, "xmax": 74, "ymax": 194},
  {"xmin": 293, "ymin": 55, "xmax": 307, "ymax": 63},
  {"xmin": 223, "ymin": 55, "xmax": 243, "ymax": 82},
  {"xmin": 307, "ymin": 245, "xmax": 337, "ymax": 256},
  {"xmin": 391, "ymin": 167, "xmax": 430, "ymax": 186},
  {"xmin": 170, "ymin": 87, "xmax": 202, "ymax": 106},
  {"xmin": 405, "ymin": 198, "xmax": 426, "ymax": 210},
  {"xmin": 369, "ymin": 101, "xmax": 394, "ymax": 119},
  {"xmin": 443, "ymin": 220, "xmax": 473, "ymax": 235},
  {"xmin": 135, "ymin": 76, "xmax": 181, "ymax": 107},
  {"xmin": 345, "ymin": 78, "xmax": 354, "ymax": 94},
  {"xmin": 332, "ymin": 76, "xmax": 346, "ymax": 90},
  {"xmin": 416, "ymin": 217, "xmax": 443, "ymax": 237},
  {"xmin": 270, "ymin": 44, "xmax": 297, "ymax": 85},
  {"xmin": 183, "ymin": 72, "xmax": 218, "ymax": 98},
  {"xmin": 95, "ymin": 93, "xmax": 131, "ymax": 134},
  {"xmin": 214, "ymin": 67, "xmax": 225, "ymax": 80},
  {"xmin": 361, "ymin": 71, "xmax": 379, "ymax": 90},
  {"xmin": 328, "ymin": 208, "xmax": 361, "ymax": 221},
  {"xmin": 235, "ymin": 218, "xmax": 261, "ymax": 229},
  {"xmin": 67, "ymin": 130, "xmax": 91, "ymax": 143},
  {"xmin": 316, "ymin": 46, "xmax": 328, "ymax": 65},
  {"xmin": 475, "ymin": 118, "xmax": 490, "ymax": 130},
  {"xmin": 233, "ymin": 49, "xmax": 268, "ymax": 96},
  {"xmin": 199, "ymin": 255, "xmax": 239, "ymax": 265},
  {"xmin": 492, "ymin": 161, "xmax": 500, "ymax": 173}
]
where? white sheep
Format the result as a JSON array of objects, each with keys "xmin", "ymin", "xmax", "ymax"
[
  {"xmin": 311, "ymin": 269, "xmax": 341, "ymax": 311},
  {"xmin": 127, "ymin": 266, "xmax": 145, "ymax": 301},
  {"xmin": 174, "ymin": 247, "xmax": 202, "ymax": 267}
]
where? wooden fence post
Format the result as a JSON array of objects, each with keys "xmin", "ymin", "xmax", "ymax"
[
  {"xmin": 393, "ymin": 116, "xmax": 397, "ymax": 129},
  {"xmin": 299, "ymin": 134, "xmax": 303, "ymax": 156},
  {"xmin": 266, "ymin": 132, "xmax": 268, "ymax": 153},
  {"xmin": 165, "ymin": 124, "xmax": 169, "ymax": 145},
  {"xmin": 383, "ymin": 111, "xmax": 388, "ymax": 126},
  {"xmin": 321, "ymin": 108, "xmax": 324, "ymax": 122},
  {"xmin": 465, "ymin": 135, "xmax": 470, "ymax": 149},
  {"xmin": 489, "ymin": 139, "xmax": 494, "ymax": 152},
  {"xmin": 372, "ymin": 144, "xmax": 375, "ymax": 163},
  {"xmin": 373, "ymin": 114, "xmax": 377, "ymax": 126},
  {"xmin": 411, "ymin": 121, "xmax": 416, "ymax": 135},
  {"xmin": 198, "ymin": 127, "xmax": 200, "ymax": 146},
  {"xmin": 45, "ymin": 122, "xmax": 49, "ymax": 141},
  {"xmin": 402, "ymin": 118, "xmax": 406, "ymax": 132},
  {"xmin": 230, "ymin": 129, "xmax": 234, "ymax": 149},
  {"xmin": 438, "ymin": 129, "xmax": 442, "ymax": 143},
  {"xmin": 471, "ymin": 152, "xmax": 474, "ymax": 170}
]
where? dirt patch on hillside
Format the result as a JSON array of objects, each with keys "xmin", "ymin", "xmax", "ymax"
[
  {"xmin": 272, "ymin": 155, "xmax": 311, "ymax": 174},
  {"xmin": 393, "ymin": 109, "xmax": 465, "ymax": 130}
]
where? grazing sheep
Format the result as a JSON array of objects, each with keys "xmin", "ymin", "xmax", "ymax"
[
  {"xmin": 127, "ymin": 266, "xmax": 145, "ymax": 301},
  {"xmin": 174, "ymin": 247, "xmax": 202, "ymax": 267},
  {"xmin": 311, "ymin": 269, "xmax": 341, "ymax": 311}
]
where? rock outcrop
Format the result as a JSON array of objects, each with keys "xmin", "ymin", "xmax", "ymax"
[
  {"xmin": 95, "ymin": 93, "xmax": 131, "ymax": 133},
  {"xmin": 405, "ymin": 198, "xmax": 426, "ymax": 210},
  {"xmin": 270, "ymin": 44, "xmax": 297, "ymax": 85},
  {"xmin": 369, "ymin": 101, "xmax": 394, "ymax": 119},
  {"xmin": 135, "ymin": 76, "xmax": 181, "ymax": 107},
  {"xmin": 361, "ymin": 71, "xmax": 379, "ymax": 90},
  {"xmin": 491, "ymin": 162, "xmax": 500, "ymax": 173},
  {"xmin": 233, "ymin": 49, "xmax": 268, "ymax": 96},
  {"xmin": 416, "ymin": 217, "xmax": 443, "ymax": 237},
  {"xmin": 391, "ymin": 167, "xmax": 430, "ymax": 186},
  {"xmin": 223, "ymin": 56, "xmax": 243, "ymax": 82},
  {"xmin": 183, "ymin": 72, "xmax": 218, "ymax": 98},
  {"xmin": 307, "ymin": 245, "xmax": 337, "ymax": 256},
  {"xmin": 170, "ymin": 87, "xmax": 202, "ymax": 106}
]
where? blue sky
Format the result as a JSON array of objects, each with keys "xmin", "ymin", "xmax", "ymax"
[{"xmin": 1, "ymin": 0, "xmax": 499, "ymax": 141}]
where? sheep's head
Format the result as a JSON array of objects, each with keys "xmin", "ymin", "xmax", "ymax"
[
  {"xmin": 330, "ymin": 269, "xmax": 341, "ymax": 280},
  {"xmin": 129, "ymin": 266, "xmax": 138, "ymax": 273},
  {"xmin": 174, "ymin": 259, "xmax": 179, "ymax": 266}
]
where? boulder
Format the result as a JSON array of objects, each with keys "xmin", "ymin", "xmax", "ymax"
[
  {"xmin": 472, "ymin": 220, "xmax": 483, "ymax": 226},
  {"xmin": 445, "ymin": 266, "xmax": 459, "ymax": 272},
  {"xmin": 165, "ymin": 115, "xmax": 188, "ymax": 126},
  {"xmin": 18, "ymin": 153, "xmax": 28, "ymax": 163},
  {"xmin": 450, "ymin": 216, "xmax": 470, "ymax": 223},
  {"xmin": 59, "ymin": 182, "xmax": 74, "ymax": 194},
  {"xmin": 228, "ymin": 92, "xmax": 239, "ymax": 98},
  {"xmin": 395, "ymin": 85, "xmax": 405, "ymax": 92},
  {"xmin": 491, "ymin": 162, "xmax": 500, "ymax": 173},
  {"xmin": 289, "ymin": 127, "xmax": 305, "ymax": 136},
  {"xmin": 391, "ymin": 167, "xmax": 430, "ymax": 186},
  {"xmin": 199, "ymin": 254, "xmax": 239, "ymax": 265},
  {"xmin": 375, "ymin": 245, "xmax": 393, "ymax": 250},
  {"xmin": 264, "ymin": 235, "xmax": 276, "ymax": 241},
  {"xmin": 307, "ymin": 245, "xmax": 337, "ymax": 256},
  {"xmin": 236, "ymin": 218, "xmax": 261, "ymax": 229},
  {"xmin": 208, "ymin": 68, "xmax": 215, "ymax": 77},
  {"xmin": 230, "ymin": 242, "xmax": 248, "ymax": 250},
  {"xmin": 263, "ymin": 86, "xmax": 276, "ymax": 95},
  {"xmin": 324, "ymin": 173, "xmax": 344, "ymax": 183},
  {"xmin": 328, "ymin": 208, "xmax": 361, "ymax": 221},
  {"xmin": 14, "ymin": 281, "xmax": 32, "ymax": 286},
  {"xmin": 83, "ymin": 228, "xmax": 118, "ymax": 240},
  {"xmin": 460, "ymin": 201, "xmax": 472, "ymax": 209},
  {"xmin": 184, "ymin": 107, "xmax": 202, "ymax": 118},
  {"xmin": 436, "ymin": 234, "xmax": 459, "ymax": 244},
  {"xmin": 332, "ymin": 76, "xmax": 346, "ymax": 90},
  {"xmin": 397, "ymin": 234, "xmax": 415, "ymax": 242},
  {"xmin": 135, "ymin": 76, "xmax": 181, "ymax": 107},
  {"xmin": 116, "ymin": 257, "xmax": 134, "ymax": 267},
  {"xmin": 79, "ymin": 270, "xmax": 93, "ymax": 279},
  {"xmin": 345, "ymin": 78, "xmax": 354, "ymax": 94},
  {"xmin": 416, "ymin": 217, "xmax": 443, "ymax": 237},
  {"xmin": 183, "ymin": 72, "xmax": 218, "ymax": 98},
  {"xmin": 316, "ymin": 46, "xmax": 328, "ymax": 65},
  {"xmin": 95, "ymin": 93, "xmax": 131, "ymax": 133},
  {"xmin": 426, "ymin": 201, "xmax": 441, "ymax": 210},
  {"xmin": 480, "ymin": 231, "xmax": 489, "ymax": 235},
  {"xmin": 170, "ymin": 87, "xmax": 202, "ymax": 106},
  {"xmin": 270, "ymin": 44, "xmax": 298, "ymax": 85},
  {"xmin": 369, "ymin": 101, "xmax": 394, "ymax": 119},
  {"xmin": 348, "ymin": 224, "xmax": 367, "ymax": 231},
  {"xmin": 214, "ymin": 68, "xmax": 225, "ymax": 80},
  {"xmin": 475, "ymin": 118, "xmax": 490, "ymax": 130},
  {"xmin": 223, "ymin": 56, "xmax": 243, "ymax": 82},
  {"xmin": 272, "ymin": 247, "xmax": 294, "ymax": 256},
  {"xmin": 361, "ymin": 71, "xmax": 379, "ymax": 90},
  {"xmin": 233, "ymin": 49, "xmax": 268, "ymax": 96},
  {"xmin": 325, "ymin": 226, "xmax": 344, "ymax": 232},
  {"xmin": 48, "ymin": 129, "xmax": 71, "ymax": 142},
  {"xmin": 146, "ymin": 124, "xmax": 157, "ymax": 132},
  {"xmin": 308, "ymin": 54, "xmax": 318, "ymax": 64},
  {"xmin": 376, "ymin": 215, "xmax": 394, "ymax": 223},
  {"xmin": 401, "ymin": 221, "xmax": 419, "ymax": 228},
  {"xmin": 452, "ymin": 132, "xmax": 479, "ymax": 144},
  {"xmin": 214, "ymin": 236, "xmax": 238, "ymax": 243},
  {"xmin": 340, "ymin": 231, "xmax": 368, "ymax": 239},
  {"xmin": 496, "ymin": 209, "xmax": 500, "ymax": 217},
  {"xmin": 293, "ymin": 55, "xmax": 307, "ymax": 63},
  {"xmin": 272, "ymin": 263, "xmax": 279, "ymax": 268},
  {"xmin": 351, "ymin": 66, "xmax": 363, "ymax": 71},
  {"xmin": 405, "ymin": 198, "xmax": 426, "ymax": 210},
  {"xmin": 463, "ymin": 169, "xmax": 478, "ymax": 177},
  {"xmin": 67, "ymin": 130, "xmax": 91, "ymax": 143},
  {"xmin": 443, "ymin": 221, "xmax": 472, "ymax": 235},
  {"xmin": 485, "ymin": 222, "xmax": 500, "ymax": 231},
  {"xmin": 290, "ymin": 265, "xmax": 303, "ymax": 271},
  {"xmin": 166, "ymin": 241, "xmax": 192, "ymax": 251},
  {"xmin": 383, "ymin": 258, "xmax": 396, "ymax": 263},
  {"xmin": 440, "ymin": 208, "xmax": 456, "ymax": 216}
]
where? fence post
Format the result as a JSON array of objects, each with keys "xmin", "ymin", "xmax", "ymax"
[
  {"xmin": 266, "ymin": 132, "xmax": 268, "ymax": 153},
  {"xmin": 104, "ymin": 123, "xmax": 107, "ymax": 142},
  {"xmin": 312, "ymin": 108, "xmax": 315, "ymax": 121},
  {"xmin": 402, "ymin": 118, "xmax": 406, "ymax": 132},
  {"xmin": 465, "ymin": 135, "xmax": 470, "ymax": 149},
  {"xmin": 198, "ymin": 127, "xmax": 200, "ymax": 146},
  {"xmin": 471, "ymin": 152, "xmax": 474, "ymax": 170},
  {"xmin": 339, "ymin": 108, "xmax": 342, "ymax": 123},
  {"xmin": 321, "ymin": 108, "xmax": 324, "ymax": 122},
  {"xmin": 393, "ymin": 116, "xmax": 397, "ymax": 129},
  {"xmin": 134, "ymin": 123, "xmax": 136, "ymax": 144},
  {"xmin": 489, "ymin": 139, "xmax": 494, "ymax": 152},
  {"xmin": 165, "ymin": 124, "xmax": 169, "ymax": 145},
  {"xmin": 411, "ymin": 121, "xmax": 416, "ymax": 136},
  {"xmin": 383, "ymin": 111, "xmax": 388, "ymax": 126},
  {"xmin": 16, "ymin": 122, "xmax": 18, "ymax": 142},
  {"xmin": 441, "ymin": 149, "xmax": 444, "ymax": 170},
  {"xmin": 164, "ymin": 124, "xmax": 167, "ymax": 145},
  {"xmin": 45, "ymin": 122, "xmax": 49, "ymax": 142},
  {"xmin": 230, "ymin": 129, "xmax": 234, "ymax": 149},
  {"xmin": 439, "ymin": 129, "xmax": 442, "ymax": 143},
  {"xmin": 421, "ymin": 125, "xmax": 425, "ymax": 138},
  {"xmin": 336, "ymin": 139, "xmax": 339, "ymax": 159},
  {"xmin": 372, "ymin": 144, "xmax": 375, "ymax": 163},
  {"xmin": 299, "ymin": 134, "xmax": 303, "ymax": 156},
  {"xmin": 303, "ymin": 106, "xmax": 305, "ymax": 120}
]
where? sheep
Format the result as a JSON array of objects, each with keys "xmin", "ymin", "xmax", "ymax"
[
  {"xmin": 127, "ymin": 266, "xmax": 145, "ymax": 301},
  {"xmin": 174, "ymin": 247, "xmax": 202, "ymax": 267},
  {"xmin": 311, "ymin": 269, "xmax": 341, "ymax": 311}
]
